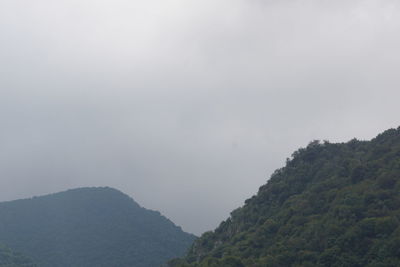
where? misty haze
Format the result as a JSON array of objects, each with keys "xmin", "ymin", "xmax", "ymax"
[{"xmin": 1, "ymin": 0, "xmax": 400, "ymax": 266}]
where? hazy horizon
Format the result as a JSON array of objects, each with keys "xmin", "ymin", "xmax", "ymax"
[{"xmin": 1, "ymin": 0, "xmax": 400, "ymax": 235}]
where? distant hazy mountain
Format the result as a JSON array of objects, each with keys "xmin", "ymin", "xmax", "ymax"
[
  {"xmin": 0, "ymin": 187, "xmax": 195, "ymax": 267},
  {"xmin": 170, "ymin": 127, "xmax": 400, "ymax": 266}
]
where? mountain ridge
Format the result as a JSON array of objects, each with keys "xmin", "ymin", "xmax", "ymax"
[
  {"xmin": 0, "ymin": 186, "xmax": 195, "ymax": 267},
  {"xmin": 170, "ymin": 127, "xmax": 400, "ymax": 266}
]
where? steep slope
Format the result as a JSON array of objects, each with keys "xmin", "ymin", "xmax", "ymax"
[
  {"xmin": 170, "ymin": 127, "xmax": 400, "ymax": 267},
  {"xmin": 0, "ymin": 244, "xmax": 36, "ymax": 267},
  {"xmin": 0, "ymin": 187, "xmax": 195, "ymax": 267}
]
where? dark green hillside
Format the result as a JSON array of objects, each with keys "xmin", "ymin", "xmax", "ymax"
[
  {"xmin": 0, "ymin": 187, "xmax": 195, "ymax": 267},
  {"xmin": 0, "ymin": 244, "xmax": 36, "ymax": 267},
  {"xmin": 170, "ymin": 127, "xmax": 400, "ymax": 267}
]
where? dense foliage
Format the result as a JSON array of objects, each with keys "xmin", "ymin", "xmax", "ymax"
[
  {"xmin": 0, "ymin": 187, "xmax": 195, "ymax": 267},
  {"xmin": 0, "ymin": 244, "xmax": 36, "ymax": 267},
  {"xmin": 170, "ymin": 127, "xmax": 400, "ymax": 267}
]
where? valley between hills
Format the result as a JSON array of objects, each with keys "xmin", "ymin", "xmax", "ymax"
[{"xmin": 1, "ymin": 127, "xmax": 400, "ymax": 267}]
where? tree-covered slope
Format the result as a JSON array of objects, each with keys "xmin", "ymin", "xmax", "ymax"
[
  {"xmin": 170, "ymin": 127, "xmax": 400, "ymax": 267},
  {"xmin": 0, "ymin": 187, "xmax": 195, "ymax": 267},
  {"xmin": 0, "ymin": 244, "xmax": 36, "ymax": 267}
]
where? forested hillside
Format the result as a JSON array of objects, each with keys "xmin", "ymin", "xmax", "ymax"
[
  {"xmin": 0, "ymin": 187, "xmax": 195, "ymax": 267},
  {"xmin": 170, "ymin": 127, "xmax": 400, "ymax": 267},
  {"xmin": 0, "ymin": 244, "xmax": 36, "ymax": 267}
]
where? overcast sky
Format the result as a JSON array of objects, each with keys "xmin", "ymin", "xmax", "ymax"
[{"xmin": 1, "ymin": 0, "xmax": 400, "ymax": 235}]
